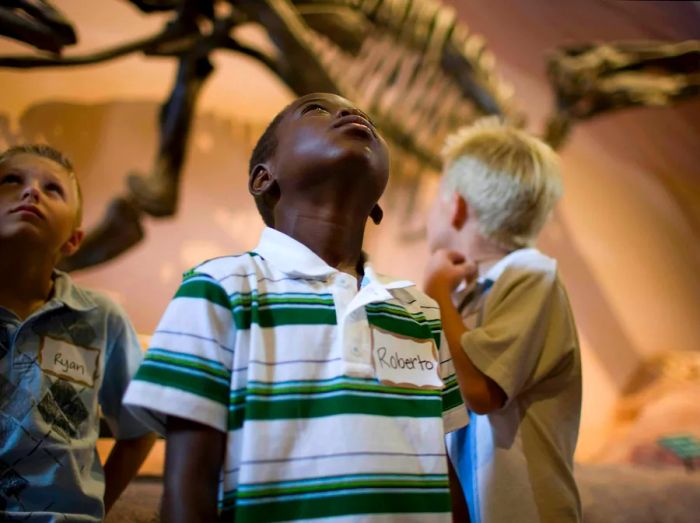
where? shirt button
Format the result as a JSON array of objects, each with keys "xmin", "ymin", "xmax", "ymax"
[{"xmin": 351, "ymin": 346, "xmax": 361, "ymax": 356}]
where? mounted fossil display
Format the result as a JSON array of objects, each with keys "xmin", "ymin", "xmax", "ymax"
[{"xmin": 1, "ymin": 0, "xmax": 697, "ymax": 270}]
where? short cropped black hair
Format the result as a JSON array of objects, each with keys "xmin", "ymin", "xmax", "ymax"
[
  {"xmin": 0, "ymin": 143, "xmax": 83, "ymax": 224},
  {"xmin": 248, "ymin": 104, "xmax": 293, "ymax": 227}
]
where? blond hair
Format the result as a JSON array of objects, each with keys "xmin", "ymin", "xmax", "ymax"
[
  {"xmin": 441, "ymin": 117, "xmax": 562, "ymax": 249},
  {"xmin": 0, "ymin": 144, "xmax": 83, "ymax": 226}
]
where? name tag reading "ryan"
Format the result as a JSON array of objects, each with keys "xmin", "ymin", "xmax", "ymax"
[
  {"xmin": 371, "ymin": 328, "xmax": 443, "ymax": 390},
  {"xmin": 40, "ymin": 337, "xmax": 100, "ymax": 388}
]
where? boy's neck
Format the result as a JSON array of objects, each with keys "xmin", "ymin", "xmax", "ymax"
[
  {"xmin": 0, "ymin": 241, "xmax": 56, "ymax": 320},
  {"xmin": 458, "ymin": 223, "xmax": 512, "ymax": 273},
  {"xmin": 274, "ymin": 205, "xmax": 366, "ymax": 279}
]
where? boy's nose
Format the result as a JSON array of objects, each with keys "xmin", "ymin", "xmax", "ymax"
[
  {"xmin": 335, "ymin": 106, "xmax": 363, "ymax": 119},
  {"xmin": 21, "ymin": 183, "xmax": 41, "ymax": 202}
]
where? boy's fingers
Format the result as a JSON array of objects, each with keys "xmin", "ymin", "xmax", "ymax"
[
  {"xmin": 443, "ymin": 250, "xmax": 466, "ymax": 265},
  {"xmin": 465, "ymin": 261, "xmax": 478, "ymax": 281},
  {"xmin": 455, "ymin": 263, "xmax": 475, "ymax": 280}
]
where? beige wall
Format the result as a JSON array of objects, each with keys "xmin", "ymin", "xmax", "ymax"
[{"xmin": 2, "ymin": 0, "xmax": 699, "ymax": 459}]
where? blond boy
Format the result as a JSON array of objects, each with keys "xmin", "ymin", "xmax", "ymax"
[
  {"xmin": 0, "ymin": 145, "xmax": 155, "ymax": 520},
  {"xmin": 424, "ymin": 119, "xmax": 582, "ymax": 523}
]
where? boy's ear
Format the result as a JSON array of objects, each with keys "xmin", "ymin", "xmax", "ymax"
[
  {"xmin": 249, "ymin": 164, "xmax": 276, "ymax": 196},
  {"xmin": 370, "ymin": 203, "xmax": 383, "ymax": 225},
  {"xmin": 60, "ymin": 228, "xmax": 85, "ymax": 258},
  {"xmin": 451, "ymin": 193, "xmax": 468, "ymax": 230}
]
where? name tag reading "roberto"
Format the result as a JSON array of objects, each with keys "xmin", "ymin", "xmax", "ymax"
[{"xmin": 371, "ymin": 328, "xmax": 443, "ymax": 390}]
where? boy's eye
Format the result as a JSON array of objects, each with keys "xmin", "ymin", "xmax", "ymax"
[
  {"xmin": 302, "ymin": 103, "xmax": 329, "ymax": 115},
  {"xmin": 45, "ymin": 182, "xmax": 65, "ymax": 197},
  {"xmin": 0, "ymin": 173, "xmax": 22, "ymax": 184}
]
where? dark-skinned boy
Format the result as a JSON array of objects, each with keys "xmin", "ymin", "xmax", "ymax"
[{"xmin": 125, "ymin": 93, "xmax": 469, "ymax": 522}]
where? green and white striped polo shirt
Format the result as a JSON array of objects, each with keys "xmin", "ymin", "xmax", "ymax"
[{"xmin": 124, "ymin": 227, "xmax": 468, "ymax": 522}]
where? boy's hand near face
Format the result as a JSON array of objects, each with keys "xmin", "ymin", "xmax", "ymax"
[
  {"xmin": 424, "ymin": 249, "xmax": 477, "ymax": 302},
  {"xmin": 424, "ymin": 249, "xmax": 505, "ymax": 415}
]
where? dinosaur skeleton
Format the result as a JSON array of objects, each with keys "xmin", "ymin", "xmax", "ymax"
[
  {"xmin": 0, "ymin": 0, "xmax": 76, "ymax": 53},
  {"xmin": 0, "ymin": 0, "xmax": 697, "ymax": 270},
  {"xmin": 544, "ymin": 40, "xmax": 700, "ymax": 148}
]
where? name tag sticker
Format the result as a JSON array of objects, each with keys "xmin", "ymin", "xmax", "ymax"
[
  {"xmin": 39, "ymin": 337, "xmax": 100, "ymax": 388},
  {"xmin": 371, "ymin": 328, "xmax": 443, "ymax": 390}
]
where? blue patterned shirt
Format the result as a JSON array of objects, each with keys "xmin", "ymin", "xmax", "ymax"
[{"xmin": 0, "ymin": 271, "xmax": 149, "ymax": 521}]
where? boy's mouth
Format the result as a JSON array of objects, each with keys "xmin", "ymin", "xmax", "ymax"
[
  {"xmin": 333, "ymin": 115, "xmax": 376, "ymax": 140},
  {"xmin": 10, "ymin": 204, "xmax": 45, "ymax": 220}
]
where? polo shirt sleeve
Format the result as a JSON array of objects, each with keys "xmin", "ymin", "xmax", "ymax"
[
  {"xmin": 423, "ymin": 303, "xmax": 469, "ymax": 433},
  {"xmin": 123, "ymin": 270, "xmax": 235, "ymax": 434},
  {"xmin": 461, "ymin": 266, "xmax": 575, "ymax": 407},
  {"xmin": 98, "ymin": 300, "xmax": 152, "ymax": 440}
]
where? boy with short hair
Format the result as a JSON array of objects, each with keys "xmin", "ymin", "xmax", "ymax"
[
  {"xmin": 0, "ymin": 145, "xmax": 156, "ymax": 520},
  {"xmin": 124, "ymin": 92, "xmax": 469, "ymax": 522},
  {"xmin": 424, "ymin": 118, "xmax": 582, "ymax": 523}
]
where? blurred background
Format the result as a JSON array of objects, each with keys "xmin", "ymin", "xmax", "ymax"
[{"xmin": 1, "ymin": 1, "xmax": 699, "ymax": 520}]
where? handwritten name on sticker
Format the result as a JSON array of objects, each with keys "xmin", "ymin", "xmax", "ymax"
[
  {"xmin": 40, "ymin": 337, "xmax": 100, "ymax": 388},
  {"xmin": 372, "ymin": 328, "xmax": 443, "ymax": 390},
  {"xmin": 376, "ymin": 347, "xmax": 434, "ymax": 372}
]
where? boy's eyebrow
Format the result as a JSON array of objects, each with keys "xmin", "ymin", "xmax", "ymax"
[{"xmin": 298, "ymin": 94, "xmax": 332, "ymax": 105}]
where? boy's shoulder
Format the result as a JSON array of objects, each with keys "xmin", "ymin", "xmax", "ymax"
[
  {"xmin": 54, "ymin": 271, "xmax": 128, "ymax": 319},
  {"xmin": 188, "ymin": 251, "xmax": 264, "ymax": 280},
  {"xmin": 485, "ymin": 249, "xmax": 573, "ymax": 318},
  {"xmin": 490, "ymin": 248, "xmax": 559, "ymax": 288},
  {"xmin": 53, "ymin": 272, "xmax": 139, "ymax": 349}
]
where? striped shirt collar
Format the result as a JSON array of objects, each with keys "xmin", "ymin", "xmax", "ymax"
[{"xmin": 254, "ymin": 227, "xmax": 414, "ymax": 290}]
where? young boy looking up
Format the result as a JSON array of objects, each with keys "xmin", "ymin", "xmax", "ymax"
[
  {"xmin": 423, "ymin": 119, "xmax": 582, "ymax": 523},
  {"xmin": 124, "ymin": 93, "xmax": 469, "ymax": 522},
  {"xmin": 0, "ymin": 145, "xmax": 156, "ymax": 520}
]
